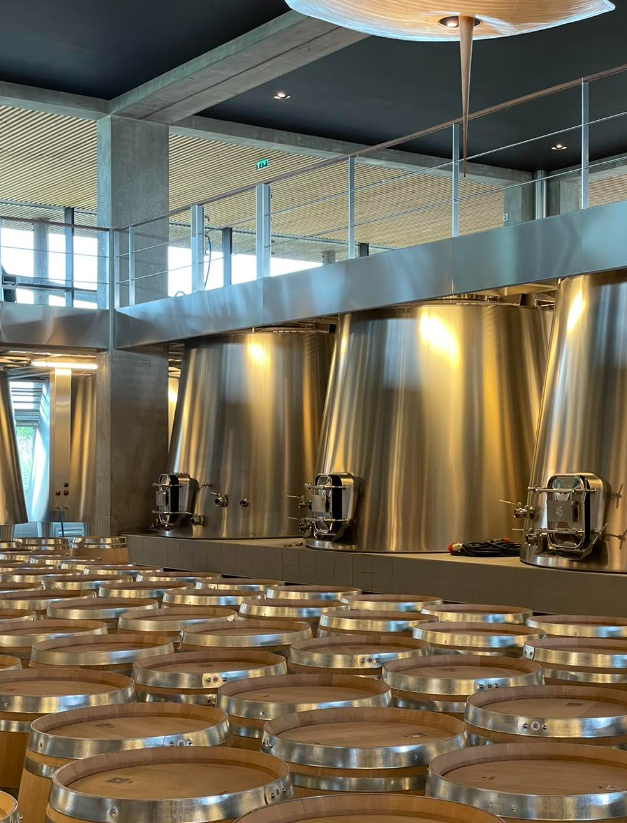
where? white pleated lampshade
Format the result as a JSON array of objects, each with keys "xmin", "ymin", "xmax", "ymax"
[{"xmin": 285, "ymin": 0, "xmax": 614, "ymax": 41}]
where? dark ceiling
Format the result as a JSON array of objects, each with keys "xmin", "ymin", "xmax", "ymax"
[{"xmin": 0, "ymin": 0, "xmax": 626, "ymax": 172}]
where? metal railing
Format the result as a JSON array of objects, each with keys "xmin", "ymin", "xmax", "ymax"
[
  {"xmin": 0, "ymin": 205, "xmax": 110, "ymax": 309},
  {"xmin": 109, "ymin": 60, "xmax": 627, "ymax": 306}
]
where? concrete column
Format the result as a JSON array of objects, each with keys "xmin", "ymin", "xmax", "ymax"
[
  {"xmin": 95, "ymin": 116, "xmax": 170, "ymax": 535},
  {"xmin": 503, "ymin": 183, "xmax": 534, "ymax": 226},
  {"xmin": 33, "ymin": 221, "xmax": 49, "ymax": 304},
  {"xmin": 547, "ymin": 177, "xmax": 580, "ymax": 216}
]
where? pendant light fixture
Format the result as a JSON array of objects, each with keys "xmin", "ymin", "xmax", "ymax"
[{"xmin": 286, "ymin": 1, "xmax": 614, "ymax": 174}]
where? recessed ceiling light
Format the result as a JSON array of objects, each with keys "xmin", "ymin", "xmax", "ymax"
[
  {"xmin": 552, "ymin": 143, "xmax": 568, "ymax": 151},
  {"xmin": 438, "ymin": 16, "xmax": 481, "ymax": 29},
  {"xmin": 274, "ymin": 91, "xmax": 291, "ymax": 100}
]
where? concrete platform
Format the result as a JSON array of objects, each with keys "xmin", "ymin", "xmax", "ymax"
[{"xmin": 125, "ymin": 534, "xmax": 627, "ymax": 616}]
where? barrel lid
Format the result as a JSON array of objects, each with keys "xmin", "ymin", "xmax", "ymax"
[
  {"xmin": 240, "ymin": 598, "xmax": 345, "ymax": 619},
  {"xmin": 118, "ymin": 606, "xmax": 237, "ymax": 632},
  {"xmin": 266, "ymin": 585, "xmax": 361, "ymax": 601},
  {"xmin": 182, "ymin": 618, "xmax": 312, "ymax": 648},
  {"xmin": 208, "ymin": 578, "xmax": 284, "ymax": 592},
  {"xmin": 383, "ymin": 654, "xmax": 543, "ymax": 695},
  {"xmin": 47, "ymin": 596, "xmax": 159, "ymax": 620},
  {"xmin": 45, "ymin": 575, "xmax": 128, "ymax": 590},
  {"xmin": 320, "ymin": 608, "xmax": 428, "ymax": 634},
  {"xmin": 20, "ymin": 537, "xmax": 68, "ymax": 546},
  {"xmin": 524, "ymin": 636, "xmax": 627, "ymax": 668},
  {"xmin": 262, "ymin": 706, "xmax": 466, "ymax": 768},
  {"xmin": 233, "ymin": 791, "xmax": 505, "ymax": 823},
  {"xmin": 164, "ymin": 588, "xmax": 264, "ymax": 607},
  {"xmin": 0, "ymin": 568, "xmax": 69, "ymax": 583},
  {"xmin": 0, "ymin": 552, "xmax": 38, "ymax": 562},
  {"xmin": 132, "ymin": 648, "xmax": 287, "ymax": 690},
  {"xmin": 49, "ymin": 746, "xmax": 291, "ymax": 823},
  {"xmin": 290, "ymin": 634, "xmax": 428, "ymax": 671},
  {"xmin": 73, "ymin": 536, "xmax": 127, "ymax": 545},
  {"xmin": 466, "ymin": 684, "xmax": 627, "ymax": 738},
  {"xmin": 0, "ymin": 667, "xmax": 134, "ymax": 711},
  {"xmin": 31, "ymin": 632, "xmax": 175, "ymax": 666},
  {"xmin": 527, "ymin": 614, "xmax": 627, "ymax": 638},
  {"xmin": 0, "ymin": 654, "xmax": 22, "ymax": 671},
  {"xmin": 0, "ymin": 582, "xmax": 45, "ymax": 592},
  {"xmin": 217, "ymin": 673, "xmax": 391, "ymax": 718},
  {"xmin": 414, "ymin": 622, "xmax": 544, "ymax": 649},
  {"xmin": 342, "ymin": 593, "xmax": 443, "ymax": 611},
  {"xmin": 0, "ymin": 618, "xmax": 108, "ymax": 647},
  {"xmin": 99, "ymin": 581, "xmax": 190, "ymax": 598},
  {"xmin": 0, "ymin": 589, "xmax": 97, "ymax": 609},
  {"xmin": 427, "ymin": 742, "xmax": 627, "ymax": 819},
  {"xmin": 27, "ymin": 554, "xmax": 67, "ymax": 566},
  {"xmin": 134, "ymin": 572, "xmax": 221, "ymax": 583},
  {"xmin": 0, "ymin": 789, "xmax": 18, "ymax": 823},
  {"xmin": 29, "ymin": 702, "xmax": 230, "ymax": 757},
  {"xmin": 421, "ymin": 603, "xmax": 532, "ymax": 624}
]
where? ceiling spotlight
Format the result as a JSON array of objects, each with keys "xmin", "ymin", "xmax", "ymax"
[
  {"xmin": 273, "ymin": 91, "xmax": 291, "ymax": 100},
  {"xmin": 552, "ymin": 143, "xmax": 568, "ymax": 151},
  {"xmin": 438, "ymin": 16, "xmax": 481, "ymax": 28}
]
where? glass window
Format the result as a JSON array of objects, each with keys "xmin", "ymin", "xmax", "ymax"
[
  {"xmin": 1, "ymin": 227, "xmax": 34, "ymax": 278},
  {"xmin": 15, "ymin": 425, "xmax": 36, "ymax": 494}
]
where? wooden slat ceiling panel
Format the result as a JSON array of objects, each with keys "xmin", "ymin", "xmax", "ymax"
[{"xmin": 0, "ymin": 104, "xmax": 511, "ymax": 253}]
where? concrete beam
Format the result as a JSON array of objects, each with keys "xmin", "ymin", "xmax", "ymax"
[
  {"xmin": 174, "ymin": 116, "xmax": 533, "ymax": 186},
  {"xmin": 109, "ymin": 11, "xmax": 367, "ymax": 124},
  {"xmin": 0, "ymin": 81, "xmax": 107, "ymax": 120}
]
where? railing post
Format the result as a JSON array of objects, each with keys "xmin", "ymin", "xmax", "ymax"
[
  {"xmin": 581, "ymin": 80, "xmax": 590, "ymax": 210},
  {"xmin": 128, "ymin": 225, "xmax": 136, "ymax": 306},
  {"xmin": 256, "ymin": 182, "xmax": 271, "ymax": 279},
  {"xmin": 347, "ymin": 156, "xmax": 356, "ymax": 259},
  {"xmin": 451, "ymin": 123, "xmax": 460, "ymax": 237},
  {"xmin": 191, "ymin": 204, "xmax": 205, "ymax": 293},
  {"xmin": 222, "ymin": 227, "xmax": 233, "ymax": 286},
  {"xmin": 63, "ymin": 207, "xmax": 74, "ymax": 306}
]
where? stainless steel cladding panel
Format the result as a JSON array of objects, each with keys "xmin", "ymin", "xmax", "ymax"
[
  {"xmin": 69, "ymin": 375, "xmax": 96, "ymax": 526},
  {"xmin": 310, "ymin": 303, "xmax": 550, "ymax": 552},
  {"xmin": 521, "ymin": 271, "xmax": 627, "ymax": 573},
  {"xmin": 164, "ymin": 331, "xmax": 333, "ymax": 538},
  {"xmin": 0, "ymin": 372, "xmax": 27, "ymax": 527}
]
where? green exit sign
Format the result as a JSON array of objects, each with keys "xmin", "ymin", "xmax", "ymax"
[{"xmin": 256, "ymin": 158, "xmax": 269, "ymax": 170}]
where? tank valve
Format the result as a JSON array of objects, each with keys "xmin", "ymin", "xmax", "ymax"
[
  {"xmin": 190, "ymin": 515, "xmax": 206, "ymax": 526},
  {"xmin": 239, "ymin": 499, "xmax": 249, "ymax": 508},
  {"xmin": 213, "ymin": 494, "xmax": 228, "ymax": 508},
  {"xmin": 514, "ymin": 503, "xmax": 535, "ymax": 519}
]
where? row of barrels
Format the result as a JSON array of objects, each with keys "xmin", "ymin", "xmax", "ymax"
[{"xmin": 0, "ymin": 536, "xmax": 129, "ymax": 564}]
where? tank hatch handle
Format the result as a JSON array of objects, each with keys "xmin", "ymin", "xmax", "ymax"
[
  {"xmin": 525, "ymin": 472, "xmax": 606, "ymax": 559},
  {"xmin": 304, "ymin": 473, "xmax": 358, "ymax": 541}
]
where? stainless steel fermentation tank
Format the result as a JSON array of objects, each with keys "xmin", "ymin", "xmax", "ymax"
[
  {"xmin": 0, "ymin": 371, "xmax": 27, "ymax": 537},
  {"xmin": 307, "ymin": 302, "xmax": 551, "ymax": 552},
  {"xmin": 521, "ymin": 271, "xmax": 627, "ymax": 573},
  {"xmin": 156, "ymin": 330, "xmax": 333, "ymax": 539}
]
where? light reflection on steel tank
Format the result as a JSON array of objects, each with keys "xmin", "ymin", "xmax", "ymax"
[
  {"xmin": 0, "ymin": 371, "xmax": 27, "ymax": 536},
  {"xmin": 158, "ymin": 330, "xmax": 333, "ymax": 539},
  {"xmin": 521, "ymin": 271, "xmax": 627, "ymax": 573},
  {"xmin": 307, "ymin": 302, "xmax": 551, "ymax": 552}
]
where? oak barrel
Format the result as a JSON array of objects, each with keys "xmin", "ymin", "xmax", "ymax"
[
  {"xmin": 342, "ymin": 593, "xmax": 442, "ymax": 611},
  {"xmin": 217, "ymin": 672, "xmax": 390, "ymax": 750},
  {"xmin": 414, "ymin": 622, "xmax": 544, "ymax": 657},
  {"xmin": 207, "ymin": 579, "xmax": 283, "ymax": 592},
  {"xmin": 0, "ymin": 667, "xmax": 133, "ymax": 789},
  {"xmin": 527, "ymin": 614, "xmax": 627, "ymax": 638},
  {"xmin": 46, "ymin": 747, "xmax": 292, "ymax": 823},
  {"xmin": 524, "ymin": 636, "xmax": 627, "ymax": 688},
  {"xmin": 181, "ymin": 618, "xmax": 312, "ymax": 657},
  {"xmin": 98, "ymin": 580, "xmax": 189, "ymax": 601},
  {"xmin": 239, "ymin": 598, "xmax": 346, "ymax": 631},
  {"xmin": 0, "ymin": 589, "xmax": 96, "ymax": 618},
  {"xmin": 163, "ymin": 587, "xmax": 262, "ymax": 608},
  {"xmin": 0, "ymin": 654, "xmax": 21, "ymax": 673},
  {"xmin": 134, "ymin": 571, "xmax": 221, "ymax": 584},
  {"xmin": 0, "ymin": 608, "xmax": 36, "ymax": 622},
  {"xmin": 319, "ymin": 608, "xmax": 430, "ymax": 637},
  {"xmin": 0, "ymin": 790, "xmax": 18, "ymax": 823},
  {"xmin": 117, "ymin": 606, "xmax": 236, "ymax": 646},
  {"xmin": 427, "ymin": 741, "xmax": 627, "ymax": 822},
  {"xmin": 69, "ymin": 537, "xmax": 128, "ymax": 564},
  {"xmin": 46, "ymin": 597, "xmax": 159, "ymax": 632},
  {"xmin": 43, "ymin": 575, "xmax": 128, "ymax": 592},
  {"xmin": 382, "ymin": 654, "xmax": 543, "ymax": 717},
  {"xmin": 30, "ymin": 633, "xmax": 175, "ymax": 674},
  {"xmin": 266, "ymin": 585, "xmax": 361, "ymax": 601},
  {"xmin": 132, "ymin": 648, "xmax": 287, "ymax": 703},
  {"xmin": 288, "ymin": 634, "xmax": 428, "ymax": 677},
  {"xmin": 18, "ymin": 703, "xmax": 229, "ymax": 823},
  {"xmin": 421, "ymin": 603, "xmax": 532, "ymax": 624},
  {"xmin": 0, "ymin": 619, "xmax": 107, "ymax": 667},
  {"xmin": 233, "ymin": 793, "xmax": 505, "ymax": 823},
  {"xmin": 262, "ymin": 706, "xmax": 466, "ymax": 797},
  {"xmin": 465, "ymin": 684, "xmax": 627, "ymax": 746}
]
